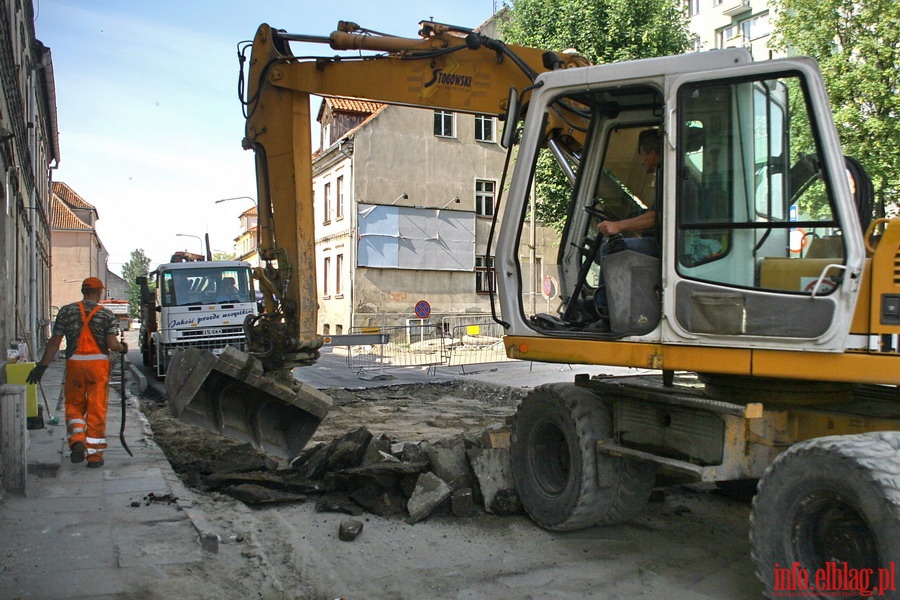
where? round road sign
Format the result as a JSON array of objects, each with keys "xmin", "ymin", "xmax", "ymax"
[
  {"xmin": 415, "ymin": 300, "xmax": 431, "ymax": 319},
  {"xmin": 542, "ymin": 275, "xmax": 558, "ymax": 299}
]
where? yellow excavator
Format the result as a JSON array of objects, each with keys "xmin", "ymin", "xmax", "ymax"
[{"xmin": 166, "ymin": 20, "xmax": 900, "ymax": 597}]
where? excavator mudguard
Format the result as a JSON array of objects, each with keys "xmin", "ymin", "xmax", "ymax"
[{"xmin": 165, "ymin": 346, "xmax": 331, "ymax": 459}]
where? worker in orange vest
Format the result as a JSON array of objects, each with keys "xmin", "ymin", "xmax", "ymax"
[{"xmin": 27, "ymin": 277, "xmax": 127, "ymax": 468}]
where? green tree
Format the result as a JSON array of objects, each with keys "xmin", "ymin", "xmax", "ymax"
[
  {"xmin": 121, "ymin": 249, "xmax": 153, "ymax": 317},
  {"xmin": 212, "ymin": 250, "xmax": 237, "ymax": 261},
  {"xmin": 771, "ymin": 0, "xmax": 900, "ymax": 218},
  {"xmin": 499, "ymin": 0, "xmax": 693, "ymax": 229}
]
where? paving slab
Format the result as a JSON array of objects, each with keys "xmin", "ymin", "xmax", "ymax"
[{"xmin": 0, "ymin": 360, "xmax": 207, "ymax": 600}]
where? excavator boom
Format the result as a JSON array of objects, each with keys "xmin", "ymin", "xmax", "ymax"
[{"xmin": 167, "ymin": 20, "xmax": 589, "ymax": 458}]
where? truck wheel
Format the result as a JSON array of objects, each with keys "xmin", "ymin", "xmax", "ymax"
[
  {"xmin": 750, "ymin": 432, "xmax": 900, "ymax": 599},
  {"xmin": 510, "ymin": 382, "xmax": 655, "ymax": 530}
]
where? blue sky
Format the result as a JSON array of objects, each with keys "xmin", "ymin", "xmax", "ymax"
[{"xmin": 34, "ymin": 0, "xmax": 499, "ymax": 272}]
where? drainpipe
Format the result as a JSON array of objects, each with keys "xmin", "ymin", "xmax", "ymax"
[
  {"xmin": 340, "ymin": 137, "xmax": 355, "ymax": 331},
  {"xmin": 29, "ymin": 188, "xmax": 38, "ymax": 358}
]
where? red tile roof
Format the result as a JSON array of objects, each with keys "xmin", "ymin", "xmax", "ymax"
[
  {"xmin": 52, "ymin": 181, "xmax": 95, "ymax": 210},
  {"xmin": 328, "ymin": 98, "xmax": 385, "ymax": 114},
  {"xmin": 51, "ymin": 195, "xmax": 91, "ymax": 230}
]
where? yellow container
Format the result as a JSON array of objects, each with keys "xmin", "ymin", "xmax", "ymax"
[{"xmin": 6, "ymin": 361, "xmax": 39, "ymax": 419}]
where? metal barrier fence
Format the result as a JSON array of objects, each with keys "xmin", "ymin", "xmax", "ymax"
[{"xmin": 341, "ymin": 315, "xmax": 515, "ymax": 375}]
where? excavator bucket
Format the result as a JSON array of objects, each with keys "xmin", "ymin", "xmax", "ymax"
[{"xmin": 165, "ymin": 346, "xmax": 331, "ymax": 459}]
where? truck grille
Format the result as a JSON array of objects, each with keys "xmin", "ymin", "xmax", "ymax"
[{"xmin": 179, "ymin": 326, "xmax": 244, "ymax": 338}]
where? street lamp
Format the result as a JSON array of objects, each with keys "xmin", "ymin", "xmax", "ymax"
[
  {"xmin": 175, "ymin": 233, "xmax": 205, "ymax": 258},
  {"xmin": 214, "ymin": 196, "xmax": 261, "ymax": 264},
  {"xmin": 214, "ymin": 196, "xmax": 257, "ymax": 206}
]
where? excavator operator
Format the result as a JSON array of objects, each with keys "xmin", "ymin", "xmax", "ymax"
[{"xmin": 592, "ymin": 128, "xmax": 662, "ymax": 329}]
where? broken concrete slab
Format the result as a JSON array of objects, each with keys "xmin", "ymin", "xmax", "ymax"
[
  {"xmin": 406, "ymin": 471, "xmax": 452, "ymax": 524},
  {"xmin": 490, "ymin": 488, "xmax": 524, "ymax": 516},
  {"xmin": 480, "ymin": 425, "xmax": 511, "ymax": 449},
  {"xmin": 315, "ymin": 493, "xmax": 363, "ymax": 516},
  {"xmin": 201, "ymin": 470, "xmax": 324, "ymax": 495},
  {"xmin": 451, "ymin": 487, "xmax": 479, "ymax": 518},
  {"xmin": 362, "ymin": 434, "xmax": 392, "ymax": 465},
  {"xmin": 218, "ymin": 483, "xmax": 309, "ymax": 505},
  {"xmin": 423, "ymin": 435, "xmax": 474, "ymax": 491},
  {"xmin": 292, "ymin": 427, "xmax": 372, "ymax": 479},
  {"xmin": 467, "ymin": 447, "xmax": 515, "ymax": 513}
]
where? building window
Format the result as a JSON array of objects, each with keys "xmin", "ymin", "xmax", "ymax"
[
  {"xmin": 686, "ymin": 0, "xmax": 700, "ymax": 16},
  {"xmin": 434, "ymin": 110, "xmax": 455, "ymax": 138},
  {"xmin": 323, "ymin": 256, "xmax": 331, "ymax": 297},
  {"xmin": 718, "ymin": 25, "xmax": 741, "ymax": 48},
  {"xmin": 475, "ymin": 180, "xmax": 495, "ymax": 216},
  {"xmin": 741, "ymin": 13, "xmax": 770, "ymax": 42},
  {"xmin": 475, "ymin": 255, "xmax": 496, "ymax": 294},
  {"xmin": 323, "ymin": 182, "xmax": 332, "ymax": 223},
  {"xmin": 336, "ymin": 175, "xmax": 344, "ymax": 219},
  {"xmin": 335, "ymin": 254, "xmax": 343, "ymax": 296},
  {"xmin": 475, "ymin": 115, "xmax": 495, "ymax": 142}
]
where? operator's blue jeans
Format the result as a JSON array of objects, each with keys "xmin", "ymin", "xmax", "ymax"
[{"xmin": 594, "ymin": 236, "xmax": 660, "ymax": 316}]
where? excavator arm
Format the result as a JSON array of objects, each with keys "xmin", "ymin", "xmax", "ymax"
[
  {"xmin": 242, "ymin": 21, "xmax": 589, "ymax": 371},
  {"xmin": 166, "ymin": 20, "xmax": 589, "ymax": 458}
]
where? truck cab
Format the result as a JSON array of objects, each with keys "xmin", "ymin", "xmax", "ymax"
[{"xmin": 138, "ymin": 260, "xmax": 256, "ymax": 377}]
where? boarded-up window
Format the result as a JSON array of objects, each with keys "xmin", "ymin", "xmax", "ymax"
[{"xmin": 357, "ymin": 204, "xmax": 475, "ymax": 270}]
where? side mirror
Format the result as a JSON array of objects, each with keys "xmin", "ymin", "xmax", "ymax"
[{"xmin": 500, "ymin": 87, "xmax": 520, "ymax": 150}]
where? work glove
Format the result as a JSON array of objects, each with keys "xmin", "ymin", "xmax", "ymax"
[
  {"xmin": 119, "ymin": 342, "xmax": 129, "ymax": 355},
  {"xmin": 26, "ymin": 364, "xmax": 47, "ymax": 384}
]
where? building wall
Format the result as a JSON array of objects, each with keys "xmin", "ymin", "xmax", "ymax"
[
  {"xmin": 313, "ymin": 103, "xmax": 561, "ymax": 332},
  {"xmin": 687, "ymin": 0, "xmax": 778, "ymax": 60},
  {"xmin": 0, "ymin": 0, "xmax": 58, "ymax": 366},
  {"xmin": 50, "ymin": 229, "xmax": 101, "ymax": 309}
]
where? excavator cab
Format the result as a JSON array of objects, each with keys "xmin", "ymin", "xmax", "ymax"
[{"xmin": 499, "ymin": 52, "xmax": 865, "ymax": 360}]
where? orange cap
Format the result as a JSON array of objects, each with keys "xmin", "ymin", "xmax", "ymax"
[{"xmin": 81, "ymin": 277, "xmax": 105, "ymax": 290}]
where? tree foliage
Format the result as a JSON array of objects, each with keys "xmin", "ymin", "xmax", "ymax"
[
  {"xmin": 499, "ymin": 0, "xmax": 693, "ymax": 229},
  {"xmin": 771, "ymin": 0, "xmax": 900, "ymax": 217},
  {"xmin": 212, "ymin": 250, "xmax": 237, "ymax": 261},
  {"xmin": 121, "ymin": 249, "xmax": 153, "ymax": 317}
]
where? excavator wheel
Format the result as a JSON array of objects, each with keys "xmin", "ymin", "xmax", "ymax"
[
  {"xmin": 750, "ymin": 432, "xmax": 900, "ymax": 599},
  {"xmin": 510, "ymin": 382, "xmax": 655, "ymax": 530}
]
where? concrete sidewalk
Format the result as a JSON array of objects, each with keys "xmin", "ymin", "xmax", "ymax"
[{"xmin": 0, "ymin": 359, "xmax": 210, "ymax": 600}]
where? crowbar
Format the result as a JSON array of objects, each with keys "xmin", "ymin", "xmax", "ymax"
[
  {"xmin": 119, "ymin": 335, "xmax": 133, "ymax": 457},
  {"xmin": 37, "ymin": 381, "xmax": 59, "ymax": 426}
]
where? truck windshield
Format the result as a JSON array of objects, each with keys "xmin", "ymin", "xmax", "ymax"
[{"xmin": 160, "ymin": 266, "xmax": 254, "ymax": 307}]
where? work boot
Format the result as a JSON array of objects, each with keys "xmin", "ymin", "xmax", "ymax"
[
  {"xmin": 86, "ymin": 458, "xmax": 104, "ymax": 469},
  {"xmin": 70, "ymin": 442, "xmax": 86, "ymax": 464}
]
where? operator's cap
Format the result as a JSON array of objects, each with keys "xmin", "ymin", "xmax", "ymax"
[{"xmin": 81, "ymin": 277, "xmax": 105, "ymax": 290}]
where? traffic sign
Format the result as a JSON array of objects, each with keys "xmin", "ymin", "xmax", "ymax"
[
  {"xmin": 415, "ymin": 300, "xmax": 431, "ymax": 319},
  {"xmin": 542, "ymin": 275, "xmax": 557, "ymax": 300}
]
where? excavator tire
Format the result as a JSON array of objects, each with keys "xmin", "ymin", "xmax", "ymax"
[
  {"xmin": 750, "ymin": 432, "xmax": 900, "ymax": 599},
  {"xmin": 510, "ymin": 382, "xmax": 655, "ymax": 531}
]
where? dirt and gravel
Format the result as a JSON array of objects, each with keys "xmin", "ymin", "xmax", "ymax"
[{"xmin": 137, "ymin": 376, "xmax": 764, "ymax": 599}]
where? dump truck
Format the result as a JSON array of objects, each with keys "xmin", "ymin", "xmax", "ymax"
[
  {"xmin": 137, "ymin": 252, "xmax": 256, "ymax": 378},
  {"xmin": 99, "ymin": 299, "xmax": 131, "ymax": 331},
  {"xmin": 165, "ymin": 20, "xmax": 900, "ymax": 597}
]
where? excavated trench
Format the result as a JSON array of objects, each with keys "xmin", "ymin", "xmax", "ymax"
[{"xmin": 140, "ymin": 380, "xmax": 528, "ymax": 518}]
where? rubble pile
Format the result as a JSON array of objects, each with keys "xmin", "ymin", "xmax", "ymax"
[{"xmin": 189, "ymin": 424, "xmax": 524, "ymax": 523}]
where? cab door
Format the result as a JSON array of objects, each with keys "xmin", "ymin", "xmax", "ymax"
[{"xmin": 663, "ymin": 58, "xmax": 865, "ymax": 352}]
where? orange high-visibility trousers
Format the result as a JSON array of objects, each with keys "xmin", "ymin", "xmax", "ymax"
[{"xmin": 65, "ymin": 303, "xmax": 110, "ymax": 465}]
